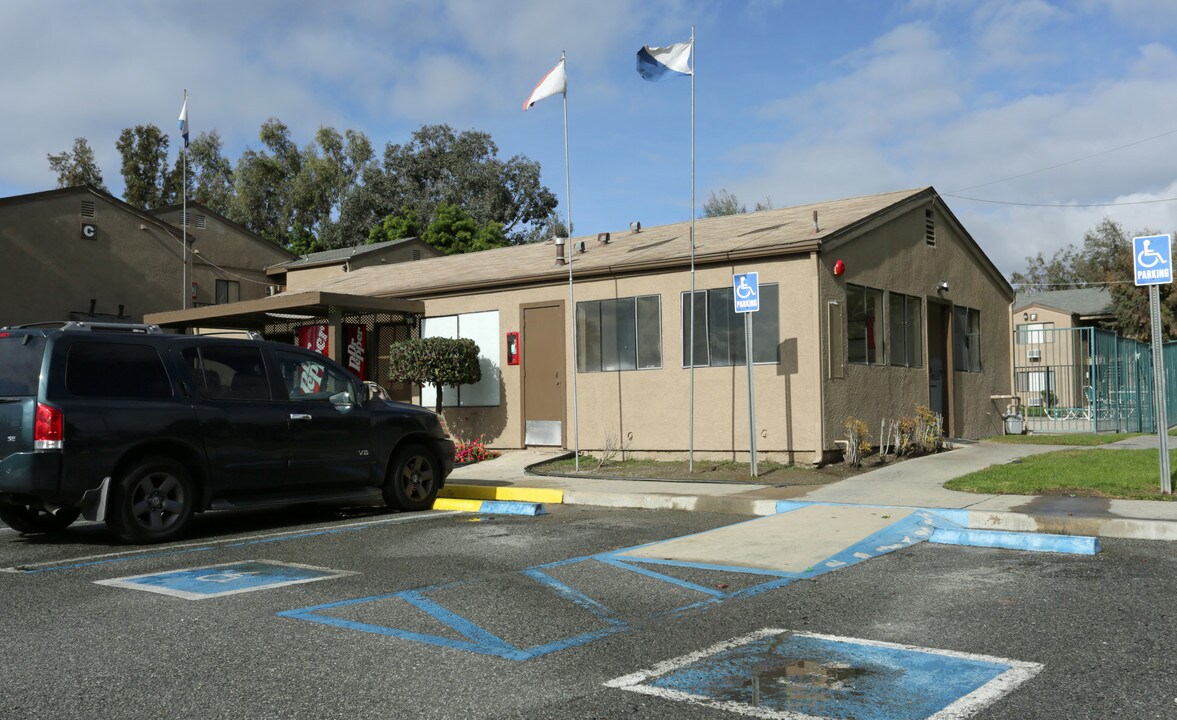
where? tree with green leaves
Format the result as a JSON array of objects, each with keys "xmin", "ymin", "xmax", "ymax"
[
  {"xmin": 47, "ymin": 137, "xmax": 106, "ymax": 190},
  {"xmin": 422, "ymin": 203, "xmax": 508, "ymax": 255},
  {"xmin": 185, "ymin": 130, "xmax": 235, "ymax": 215},
  {"xmin": 115, "ymin": 124, "xmax": 177, "ymax": 209},
  {"xmin": 387, "ymin": 337, "xmax": 482, "ymax": 414},
  {"xmin": 1010, "ymin": 218, "xmax": 1176, "ymax": 341},
  {"xmin": 703, "ymin": 189, "xmax": 745, "ymax": 217},
  {"xmin": 335, "ymin": 124, "xmax": 557, "ymax": 248},
  {"xmin": 702, "ymin": 189, "xmax": 773, "ymax": 218},
  {"xmin": 368, "ymin": 207, "xmax": 421, "ymax": 244}
]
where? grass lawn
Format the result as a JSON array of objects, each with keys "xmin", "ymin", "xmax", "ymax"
[
  {"xmin": 983, "ymin": 433, "xmax": 1144, "ymax": 446},
  {"xmin": 945, "ymin": 448, "xmax": 1177, "ymax": 501}
]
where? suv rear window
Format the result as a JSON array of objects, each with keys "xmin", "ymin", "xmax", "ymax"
[
  {"xmin": 66, "ymin": 342, "xmax": 173, "ymax": 399},
  {"xmin": 0, "ymin": 335, "xmax": 47, "ymax": 396}
]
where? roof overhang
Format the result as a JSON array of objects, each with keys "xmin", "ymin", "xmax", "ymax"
[{"xmin": 144, "ymin": 291, "xmax": 424, "ymax": 330}]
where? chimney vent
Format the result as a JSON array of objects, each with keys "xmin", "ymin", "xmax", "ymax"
[
  {"xmin": 629, "ymin": 221, "xmax": 641, "ymax": 233},
  {"xmin": 812, "ymin": 210, "xmax": 820, "ymax": 233},
  {"xmin": 554, "ymin": 236, "xmax": 566, "ymax": 266},
  {"xmin": 597, "ymin": 232, "xmax": 610, "ymax": 244}
]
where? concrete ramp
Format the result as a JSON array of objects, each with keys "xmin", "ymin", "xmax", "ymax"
[{"xmin": 619, "ymin": 505, "xmax": 926, "ymax": 574}]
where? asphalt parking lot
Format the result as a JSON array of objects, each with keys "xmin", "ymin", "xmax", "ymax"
[{"xmin": 2, "ymin": 504, "xmax": 1175, "ymax": 720}]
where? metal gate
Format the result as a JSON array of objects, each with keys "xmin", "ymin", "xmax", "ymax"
[{"xmin": 1013, "ymin": 326, "xmax": 1155, "ymax": 434}]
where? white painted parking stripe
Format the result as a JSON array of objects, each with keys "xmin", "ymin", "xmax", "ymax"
[{"xmin": 1, "ymin": 511, "xmax": 462, "ymax": 574}]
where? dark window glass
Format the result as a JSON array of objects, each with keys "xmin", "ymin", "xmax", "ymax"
[
  {"xmin": 215, "ymin": 279, "xmax": 240, "ymax": 304},
  {"xmin": 275, "ymin": 350, "xmax": 355, "ymax": 403},
  {"xmin": 888, "ymin": 293, "xmax": 923, "ymax": 368},
  {"xmin": 953, "ymin": 306, "xmax": 982, "ymax": 373},
  {"xmin": 682, "ymin": 284, "xmax": 780, "ymax": 367},
  {"xmin": 847, "ymin": 284, "xmax": 884, "ymax": 365},
  {"xmin": 190, "ymin": 345, "xmax": 271, "ymax": 400},
  {"xmin": 0, "ymin": 337, "xmax": 46, "ymax": 396},
  {"xmin": 66, "ymin": 342, "xmax": 172, "ymax": 399},
  {"xmin": 576, "ymin": 295, "xmax": 662, "ymax": 373}
]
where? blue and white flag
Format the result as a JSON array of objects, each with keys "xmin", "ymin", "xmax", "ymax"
[
  {"xmin": 636, "ymin": 40, "xmax": 693, "ymax": 81},
  {"xmin": 177, "ymin": 95, "xmax": 189, "ymax": 149}
]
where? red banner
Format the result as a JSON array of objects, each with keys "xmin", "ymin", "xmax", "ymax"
[
  {"xmin": 296, "ymin": 324, "xmax": 366, "ymax": 379},
  {"xmin": 297, "ymin": 324, "xmax": 330, "ymax": 356}
]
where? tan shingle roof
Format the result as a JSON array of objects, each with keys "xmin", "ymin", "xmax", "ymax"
[{"xmin": 291, "ymin": 187, "xmax": 930, "ymax": 299}]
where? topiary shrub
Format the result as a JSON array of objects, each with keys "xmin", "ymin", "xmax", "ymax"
[{"xmin": 388, "ymin": 337, "xmax": 482, "ymax": 414}]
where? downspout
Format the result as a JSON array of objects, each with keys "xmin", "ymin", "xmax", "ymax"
[{"xmin": 812, "ymin": 250, "xmax": 826, "ymax": 465}]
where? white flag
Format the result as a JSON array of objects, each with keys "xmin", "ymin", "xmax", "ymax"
[{"xmin": 523, "ymin": 58, "xmax": 566, "ymax": 111}]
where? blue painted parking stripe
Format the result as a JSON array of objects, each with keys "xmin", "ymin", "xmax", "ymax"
[
  {"xmin": 521, "ymin": 568, "xmax": 622, "ymax": 622},
  {"xmin": 400, "ymin": 589, "xmax": 516, "ymax": 653},
  {"xmin": 596, "ymin": 556, "xmax": 729, "ymax": 598},
  {"xmin": 19, "ymin": 546, "xmax": 215, "ymax": 575}
]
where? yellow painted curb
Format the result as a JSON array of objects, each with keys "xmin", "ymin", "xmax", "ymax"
[
  {"xmin": 439, "ymin": 485, "xmax": 565, "ymax": 504},
  {"xmin": 433, "ymin": 497, "xmax": 485, "ymax": 512}
]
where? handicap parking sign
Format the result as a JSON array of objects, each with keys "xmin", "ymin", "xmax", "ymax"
[
  {"xmin": 733, "ymin": 272, "xmax": 759, "ymax": 313},
  {"xmin": 1133, "ymin": 234, "xmax": 1173, "ymax": 286}
]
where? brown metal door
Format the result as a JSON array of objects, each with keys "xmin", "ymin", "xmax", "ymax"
[{"xmin": 522, "ymin": 303, "xmax": 565, "ymax": 446}]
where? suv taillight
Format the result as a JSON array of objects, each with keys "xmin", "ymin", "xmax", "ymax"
[{"xmin": 34, "ymin": 403, "xmax": 63, "ymax": 450}]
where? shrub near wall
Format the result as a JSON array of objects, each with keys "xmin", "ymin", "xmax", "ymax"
[{"xmin": 388, "ymin": 337, "xmax": 482, "ymax": 414}]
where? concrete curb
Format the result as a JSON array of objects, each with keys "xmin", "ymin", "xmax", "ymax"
[{"xmin": 440, "ymin": 484, "xmax": 564, "ymax": 505}]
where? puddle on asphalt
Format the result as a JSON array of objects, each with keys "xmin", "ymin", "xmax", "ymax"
[{"xmin": 747, "ymin": 657, "xmax": 870, "ymax": 706}]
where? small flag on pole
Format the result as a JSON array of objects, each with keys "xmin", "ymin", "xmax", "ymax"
[
  {"xmin": 177, "ymin": 94, "xmax": 189, "ymax": 148},
  {"xmin": 523, "ymin": 58, "xmax": 566, "ymax": 110},
  {"xmin": 636, "ymin": 41, "xmax": 693, "ymax": 81}
]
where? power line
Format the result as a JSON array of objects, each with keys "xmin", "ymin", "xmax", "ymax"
[
  {"xmin": 947, "ymin": 128, "xmax": 1177, "ymax": 193},
  {"xmin": 943, "ymin": 193, "xmax": 1177, "ymax": 208}
]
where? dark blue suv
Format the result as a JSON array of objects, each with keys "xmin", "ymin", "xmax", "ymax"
[{"xmin": 0, "ymin": 322, "xmax": 454, "ymax": 543}]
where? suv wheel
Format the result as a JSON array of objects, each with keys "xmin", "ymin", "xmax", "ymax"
[
  {"xmin": 383, "ymin": 444, "xmax": 440, "ymax": 512},
  {"xmin": 0, "ymin": 504, "xmax": 80, "ymax": 534},
  {"xmin": 108, "ymin": 457, "xmax": 194, "ymax": 543}
]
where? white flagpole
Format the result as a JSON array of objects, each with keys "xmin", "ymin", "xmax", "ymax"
[
  {"xmin": 562, "ymin": 53, "xmax": 581, "ymax": 472},
  {"xmin": 181, "ymin": 89, "xmax": 188, "ymax": 310},
  {"xmin": 688, "ymin": 27, "xmax": 696, "ymax": 473}
]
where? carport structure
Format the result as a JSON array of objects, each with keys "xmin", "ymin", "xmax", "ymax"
[{"xmin": 145, "ymin": 290, "xmax": 424, "ymax": 401}]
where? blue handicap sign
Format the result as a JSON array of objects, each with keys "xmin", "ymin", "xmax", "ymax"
[
  {"xmin": 1133, "ymin": 234, "xmax": 1173, "ymax": 286},
  {"xmin": 95, "ymin": 560, "xmax": 355, "ymax": 600},
  {"xmin": 733, "ymin": 272, "xmax": 759, "ymax": 313}
]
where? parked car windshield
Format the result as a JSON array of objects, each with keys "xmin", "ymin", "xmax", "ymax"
[{"xmin": 0, "ymin": 335, "xmax": 46, "ymax": 396}]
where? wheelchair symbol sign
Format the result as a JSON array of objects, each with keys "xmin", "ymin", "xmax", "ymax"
[
  {"xmin": 1134, "ymin": 234, "xmax": 1173, "ymax": 286},
  {"xmin": 733, "ymin": 272, "xmax": 760, "ymax": 313}
]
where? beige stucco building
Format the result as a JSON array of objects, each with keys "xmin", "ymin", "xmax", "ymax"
[
  {"xmin": 150, "ymin": 187, "xmax": 1014, "ymax": 464},
  {"xmin": 0, "ymin": 187, "xmax": 295, "ymax": 326}
]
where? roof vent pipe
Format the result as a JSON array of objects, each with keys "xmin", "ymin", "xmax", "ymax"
[
  {"xmin": 813, "ymin": 210, "xmax": 820, "ymax": 233},
  {"xmin": 575, "ymin": 241, "xmax": 587, "ymax": 254},
  {"xmin": 630, "ymin": 221, "xmax": 641, "ymax": 233},
  {"xmin": 554, "ymin": 237, "xmax": 566, "ymax": 266},
  {"xmin": 597, "ymin": 232, "xmax": 610, "ymax": 244}
]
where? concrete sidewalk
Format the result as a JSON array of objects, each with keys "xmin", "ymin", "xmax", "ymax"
[{"xmin": 443, "ymin": 440, "xmax": 1177, "ymax": 541}]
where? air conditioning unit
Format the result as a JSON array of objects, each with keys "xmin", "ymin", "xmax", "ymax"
[
  {"xmin": 266, "ymin": 285, "xmax": 279, "ymax": 296},
  {"xmin": 1027, "ymin": 349, "xmax": 1041, "ymax": 362}
]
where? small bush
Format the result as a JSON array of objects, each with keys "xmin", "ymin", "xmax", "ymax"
[{"xmin": 844, "ymin": 417, "xmax": 871, "ymax": 467}]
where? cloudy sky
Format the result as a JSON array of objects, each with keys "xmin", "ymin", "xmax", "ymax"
[{"xmin": 5, "ymin": 0, "xmax": 1177, "ymax": 279}]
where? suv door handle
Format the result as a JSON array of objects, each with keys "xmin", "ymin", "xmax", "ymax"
[{"xmin": 290, "ymin": 413, "xmax": 312, "ymax": 422}]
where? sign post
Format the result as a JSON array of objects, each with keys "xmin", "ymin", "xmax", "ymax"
[
  {"xmin": 734, "ymin": 272, "xmax": 760, "ymax": 477},
  {"xmin": 1132, "ymin": 234, "xmax": 1173, "ymax": 494}
]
